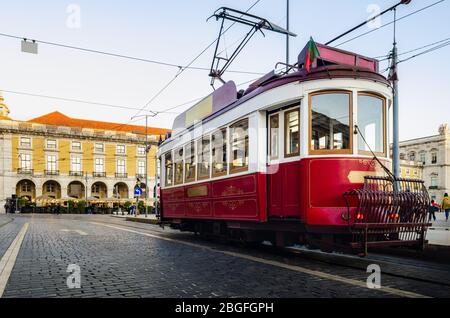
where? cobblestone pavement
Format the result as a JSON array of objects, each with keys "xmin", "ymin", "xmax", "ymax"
[{"xmin": 0, "ymin": 214, "xmax": 449, "ymax": 298}]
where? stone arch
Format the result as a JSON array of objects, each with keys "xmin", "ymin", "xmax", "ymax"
[
  {"xmin": 92, "ymin": 182, "xmax": 107, "ymax": 199},
  {"xmin": 113, "ymin": 182, "xmax": 129, "ymax": 199},
  {"xmin": 16, "ymin": 179, "xmax": 36, "ymax": 201},
  {"xmin": 68, "ymin": 181, "xmax": 85, "ymax": 199},
  {"xmin": 42, "ymin": 180, "xmax": 62, "ymax": 199}
]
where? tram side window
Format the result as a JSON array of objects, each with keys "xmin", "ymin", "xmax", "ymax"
[
  {"xmin": 270, "ymin": 114, "xmax": 279, "ymax": 159},
  {"xmin": 165, "ymin": 152, "xmax": 173, "ymax": 187},
  {"xmin": 230, "ymin": 119, "xmax": 249, "ymax": 173},
  {"xmin": 197, "ymin": 136, "xmax": 211, "ymax": 180},
  {"xmin": 285, "ymin": 109, "xmax": 300, "ymax": 157},
  {"xmin": 357, "ymin": 94, "xmax": 385, "ymax": 155},
  {"xmin": 174, "ymin": 147, "xmax": 184, "ymax": 185},
  {"xmin": 310, "ymin": 92, "xmax": 352, "ymax": 153},
  {"xmin": 185, "ymin": 141, "xmax": 196, "ymax": 183},
  {"xmin": 212, "ymin": 128, "xmax": 227, "ymax": 177}
]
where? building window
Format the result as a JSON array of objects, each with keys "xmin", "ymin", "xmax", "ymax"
[
  {"xmin": 95, "ymin": 158, "xmax": 105, "ymax": 173},
  {"xmin": 71, "ymin": 157, "xmax": 82, "ymax": 173},
  {"xmin": 137, "ymin": 160, "xmax": 146, "ymax": 176},
  {"xmin": 21, "ymin": 181, "xmax": 32, "ymax": 193},
  {"xmin": 20, "ymin": 154, "xmax": 32, "ymax": 170},
  {"xmin": 285, "ymin": 109, "xmax": 300, "ymax": 157},
  {"xmin": 310, "ymin": 91, "xmax": 352, "ymax": 154},
  {"xmin": 165, "ymin": 153, "xmax": 173, "ymax": 187},
  {"xmin": 174, "ymin": 147, "xmax": 184, "ymax": 185},
  {"xmin": 95, "ymin": 143, "xmax": 104, "ymax": 153},
  {"xmin": 431, "ymin": 175, "xmax": 438, "ymax": 188},
  {"xmin": 406, "ymin": 169, "xmax": 410, "ymax": 177},
  {"xmin": 117, "ymin": 159, "xmax": 126, "ymax": 174},
  {"xmin": 72, "ymin": 141, "xmax": 82, "ymax": 151},
  {"xmin": 409, "ymin": 152, "xmax": 416, "ymax": 162},
  {"xmin": 185, "ymin": 142, "xmax": 196, "ymax": 183},
  {"xmin": 212, "ymin": 128, "xmax": 227, "ymax": 177},
  {"xmin": 46, "ymin": 139, "xmax": 57, "ymax": 149},
  {"xmin": 46, "ymin": 183, "xmax": 55, "ymax": 193},
  {"xmin": 137, "ymin": 146, "xmax": 146, "ymax": 156},
  {"xmin": 20, "ymin": 137, "xmax": 31, "ymax": 148},
  {"xmin": 230, "ymin": 119, "xmax": 249, "ymax": 173},
  {"xmin": 269, "ymin": 114, "xmax": 279, "ymax": 160},
  {"xmin": 400, "ymin": 153, "xmax": 406, "ymax": 160},
  {"xmin": 47, "ymin": 155, "xmax": 57, "ymax": 172},
  {"xmin": 197, "ymin": 136, "xmax": 211, "ymax": 180},
  {"xmin": 116, "ymin": 145, "xmax": 126, "ymax": 155},
  {"xmin": 431, "ymin": 152, "xmax": 438, "ymax": 164},
  {"xmin": 419, "ymin": 152, "xmax": 426, "ymax": 164},
  {"xmin": 357, "ymin": 94, "xmax": 385, "ymax": 155}
]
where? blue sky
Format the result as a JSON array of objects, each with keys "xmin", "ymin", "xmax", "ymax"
[{"xmin": 0, "ymin": 0, "xmax": 449, "ymax": 140}]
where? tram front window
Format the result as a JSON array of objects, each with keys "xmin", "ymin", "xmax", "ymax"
[
  {"xmin": 357, "ymin": 94, "xmax": 385, "ymax": 155},
  {"xmin": 310, "ymin": 92, "xmax": 352, "ymax": 153},
  {"xmin": 230, "ymin": 119, "xmax": 249, "ymax": 173},
  {"xmin": 174, "ymin": 147, "xmax": 184, "ymax": 185},
  {"xmin": 165, "ymin": 152, "xmax": 173, "ymax": 187},
  {"xmin": 212, "ymin": 128, "xmax": 227, "ymax": 177}
]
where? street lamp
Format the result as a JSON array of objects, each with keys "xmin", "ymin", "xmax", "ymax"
[{"xmin": 131, "ymin": 113, "xmax": 157, "ymax": 218}]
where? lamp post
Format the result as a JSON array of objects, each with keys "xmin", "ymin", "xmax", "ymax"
[{"xmin": 131, "ymin": 113, "xmax": 157, "ymax": 218}]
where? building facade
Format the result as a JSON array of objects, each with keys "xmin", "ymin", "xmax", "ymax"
[
  {"xmin": 0, "ymin": 95, "xmax": 169, "ymax": 213},
  {"xmin": 398, "ymin": 124, "xmax": 450, "ymax": 201}
]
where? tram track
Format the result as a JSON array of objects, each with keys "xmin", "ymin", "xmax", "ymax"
[{"xmin": 84, "ymin": 216, "xmax": 450, "ymax": 297}]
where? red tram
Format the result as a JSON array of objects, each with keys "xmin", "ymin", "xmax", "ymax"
[{"xmin": 156, "ymin": 43, "xmax": 430, "ymax": 255}]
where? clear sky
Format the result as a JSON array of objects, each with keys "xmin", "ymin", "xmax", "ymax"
[{"xmin": 0, "ymin": 0, "xmax": 449, "ymax": 141}]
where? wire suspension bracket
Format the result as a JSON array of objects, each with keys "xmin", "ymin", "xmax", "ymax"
[{"xmin": 207, "ymin": 7, "xmax": 297, "ymax": 88}]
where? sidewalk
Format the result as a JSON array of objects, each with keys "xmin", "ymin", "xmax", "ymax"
[
  {"xmin": 111, "ymin": 213, "xmax": 159, "ymax": 225},
  {"xmin": 427, "ymin": 212, "xmax": 450, "ymax": 246}
]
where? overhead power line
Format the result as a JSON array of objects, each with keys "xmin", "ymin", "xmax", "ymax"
[
  {"xmin": 375, "ymin": 37, "xmax": 450, "ymax": 60},
  {"xmin": 0, "ymin": 89, "xmax": 178, "ymax": 115},
  {"xmin": 398, "ymin": 40, "xmax": 450, "ymax": 63},
  {"xmin": 334, "ymin": 0, "xmax": 446, "ymax": 47},
  {"xmin": 0, "ymin": 32, "xmax": 264, "ymax": 76}
]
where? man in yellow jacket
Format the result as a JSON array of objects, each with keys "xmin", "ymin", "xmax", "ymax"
[{"xmin": 442, "ymin": 193, "xmax": 450, "ymax": 222}]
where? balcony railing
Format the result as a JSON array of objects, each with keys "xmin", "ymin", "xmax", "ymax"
[
  {"xmin": 93, "ymin": 172, "xmax": 106, "ymax": 178},
  {"xmin": 115, "ymin": 173, "xmax": 128, "ymax": 178},
  {"xmin": 17, "ymin": 168, "xmax": 33, "ymax": 175},
  {"xmin": 136, "ymin": 174, "xmax": 146, "ymax": 180},
  {"xmin": 45, "ymin": 170, "xmax": 60, "ymax": 176},
  {"xmin": 70, "ymin": 171, "xmax": 84, "ymax": 177}
]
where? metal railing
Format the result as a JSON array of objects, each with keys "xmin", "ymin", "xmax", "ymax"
[
  {"xmin": 45, "ymin": 170, "xmax": 60, "ymax": 176},
  {"xmin": 17, "ymin": 168, "xmax": 34, "ymax": 175},
  {"xmin": 69, "ymin": 171, "xmax": 84, "ymax": 177},
  {"xmin": 115, "ymin": 173, "xmax": 128, "ymax": 178},
  {"xmin": 93, "ymin": 172, "xmax": 106, "ymax": 178}
]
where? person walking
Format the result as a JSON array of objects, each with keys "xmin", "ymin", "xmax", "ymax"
[
  {"xmin": 442, "ymin": 193, "xmax": 450, "ymax": 222},
  {"xmin": 428, "ymin": 200, "xmax": 440, "ymax": 222}
]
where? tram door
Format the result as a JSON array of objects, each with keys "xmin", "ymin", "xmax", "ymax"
[{"xmin": 267, "ymin": 107, "xmax": 302, "ymax": 219}]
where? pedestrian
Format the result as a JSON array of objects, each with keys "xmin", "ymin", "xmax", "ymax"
[
  {"xmin": 55, "ymin": 204, "xmax": 61, "ymax": 215},
  {"xmin": 442, "ymin": 193, "xmax": 450, "ymax": 222},
  {"xmin": 428, "ymin": 200, "xmax": 440, "ymax": 222},
  {"xmin": 4, "ymin": 202, "xmax": 9, "ymax": 214}
]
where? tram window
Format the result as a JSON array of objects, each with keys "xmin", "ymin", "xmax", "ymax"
[
  {"xmin": 358, "ymin": 94, "xmax": 385, "ymax": 155},
  {"xmin": 185, "ymin": 141, "xmax": 196, "ymax": 183},
  {"xmin": 197, "ymin": 136, "xmax": 211, "ymax": 180},
  {"xmin": 270, "ymin": 114, "xmax": 279, "ymax": 159},
  {"xmin": 310, "ymin": 92, "xmax": 352, "ymax": 153},
  {"xmin": 285, "ymin": 109, "xmax": 300, "ymax": 157},
  {"xmin": 174, "ymin": 147, "xmax": 184, "ymax": 185},
  {"xmin": 212, "ymin": 128, "xmax": 227, "ymax": 177},
  {"xmin": 230, "ymin": 119, "xmax": 249, "ymax": 173},
  {"xmin": 165, "ymin": 152, "xmax": 173, "ymax": 187}
]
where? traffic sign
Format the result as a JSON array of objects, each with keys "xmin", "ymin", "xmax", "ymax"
[{"xmin": 134, "ymin": 187, "xmax": 143, "ymax": 197}]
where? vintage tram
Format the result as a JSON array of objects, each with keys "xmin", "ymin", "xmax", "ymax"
[{"xmin": 156, "ymin": 42, "xmax": 430, "ymax": 255}]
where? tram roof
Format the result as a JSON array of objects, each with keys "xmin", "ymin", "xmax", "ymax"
[{"xmin": 167, "ymin": 43, "xmax": 389, "ymax": 143}]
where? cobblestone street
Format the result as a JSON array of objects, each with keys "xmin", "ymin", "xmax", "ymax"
[{"xmin": 0, "ymin": 214, "xmax": 449, "ymax": 298}]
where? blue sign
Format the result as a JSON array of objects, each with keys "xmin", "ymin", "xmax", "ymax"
[{"xmin": 134, "ymin": 187, "xmax": 143, "ymax": 197}]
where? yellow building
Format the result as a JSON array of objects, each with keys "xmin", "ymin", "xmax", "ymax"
[{"xmin": 0, "ymin": 94, "xmax": 169, "ymax": 212}]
